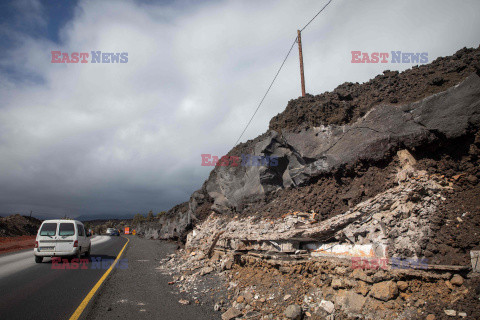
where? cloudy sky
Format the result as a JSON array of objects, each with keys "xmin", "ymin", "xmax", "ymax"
[{"xmin": 0, "ymin": 0, "xmax": 479, "ymax": 219}]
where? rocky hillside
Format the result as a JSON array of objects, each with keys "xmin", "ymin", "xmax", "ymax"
[
  {"xmin": 269, "ymin": 47, "xmax": 480, "ymax": 132},
  {"xmin": 147, "ymin": 46, "xmax": 480, "ymax": 320},
  {"xmin": 0, "ymin": 214, "xmax": 42, "ymax": 237},
  {"xmin": 139, "ymin": 46, "xmax": 480, "ymax": 243}
]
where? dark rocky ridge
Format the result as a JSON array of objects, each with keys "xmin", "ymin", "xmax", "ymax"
[
  {"xmin": 0, "ymin": 214, "xmax": 42, "ymax": 237},
  {"xmin": 137, "ymin": 46, "xmax": 480, "ymax": 254},
  {"xmin": 269, "ymin": 46, "xmax": 480, "ymax": 132}
]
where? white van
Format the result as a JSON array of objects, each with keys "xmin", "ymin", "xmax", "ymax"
[{"xmin": 34, "ymin": 219, "xmax": 91, "ymax": 263}]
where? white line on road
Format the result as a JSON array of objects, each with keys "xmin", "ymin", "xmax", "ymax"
[
  {"xmin": 90, "ymin": 235, "xmax": 112, "ymax": 245},
  {"xmin": 0, "ymin": 251, "xmax": 38, "ymax": 278},
  {"xmin": 0, "ymin": 236, "xmax": 112, "ymax": 278}
]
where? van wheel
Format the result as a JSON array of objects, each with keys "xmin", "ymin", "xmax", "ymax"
[
  {"xmin": 85, "ymin": 245, "xmax": 91, "ymax": 258},
  {"xmin": 35, "ymin": 256, "xmax": 43, "ymax": 263},
  {"xmin": 76, "ymin": 248, "xmax": 81, "ymax": 260}
]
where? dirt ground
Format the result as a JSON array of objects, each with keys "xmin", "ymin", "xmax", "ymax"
[
  {"xmin": 0, "ymin": 235, "xmax": 35, "ymax": 255},
  {"xmin": 415, "ymin": 130, "xmax": 480, "ymax": 266},
  {"xmin": 240, "ymin": 158, "xmax": 398, "ymax": 220}
]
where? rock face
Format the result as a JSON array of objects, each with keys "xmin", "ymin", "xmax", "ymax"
[
  {"xmin": 205, "ymin": 73, "xmax": 480, "ymax": 214},
  {"xmin": 371, "ymin": 281, "xmax": 399, "ymax": 301},
  {"xmin": 142, "ymin": 61, "xmax": 480, "ymax": 241},
  {"xmin": 184, "ymin": 169, "xmax": 453, "ymax": 262}
]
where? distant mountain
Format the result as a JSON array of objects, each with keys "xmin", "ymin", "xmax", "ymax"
[{"xmin": 76, "ymin": 214, "xmax": 135, "ymax": 221}]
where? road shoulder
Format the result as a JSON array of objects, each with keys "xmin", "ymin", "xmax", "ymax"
[{"xmin": 84, "ymin": 236, "xmax": 219, "ymax": 320}]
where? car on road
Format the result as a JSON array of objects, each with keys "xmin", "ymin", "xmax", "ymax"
[
  {"xmin": 34, "ymin": 220, "xmax": 91, "ymax": 263},
  {"xmin": 106, "ymin": 228, "xmax": 120, "ymax": 236}
]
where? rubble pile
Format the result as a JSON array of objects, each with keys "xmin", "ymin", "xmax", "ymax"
[
  {"xmin": 184, "ymin": 153, "xmax": 456, "ymax": 262},
  {"xmin": 156, "ymin": 151, "xmax": 479, "ymax": 319},
  {"xmin": 158, "ymin": 240, "xmax": 478, "ymax": 319}
]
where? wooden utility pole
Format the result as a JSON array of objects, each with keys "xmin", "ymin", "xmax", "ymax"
[{"xmin": 297, "ymin": 30, "xmax": 306, "ymax": 97}]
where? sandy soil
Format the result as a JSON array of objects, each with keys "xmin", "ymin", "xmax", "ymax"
[{"xmin": 0, "ymin": 235, "xmax": 36, "ymax": 255}]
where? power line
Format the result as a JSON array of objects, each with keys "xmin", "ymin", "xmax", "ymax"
[
  {"xmin": 232, "ymin": 0, "xmax": 333, "ymax": 148},
  {"xmin": 300, "ymin": 0, "xmax": 333, "ymax": 32},
  {"xmin": 233, "ymin": 37, "xmax": 298, "ymax": 147}
]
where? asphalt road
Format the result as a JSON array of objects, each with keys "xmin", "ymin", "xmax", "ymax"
[
  {"xmin": 0, "ymin": 235, "xmax": 127, "ymax": 320},
  {"xmin": 85, "ymin": 236, "xmax": 219, "ymax": 320}
]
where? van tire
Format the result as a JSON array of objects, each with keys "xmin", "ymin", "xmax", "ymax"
[
  {"xmin": 85, "ymin": 245, "xmax": 91, "ymax": 258},
  {"xmin": 69, "ymin": 249, "xmax": 81, "ymax": 261},
  {"xmin": 35, "ymin": 256, "xmax": 43, "ymax": 263}
]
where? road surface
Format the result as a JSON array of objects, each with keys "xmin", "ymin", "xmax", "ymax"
[
  {"xmin": 0, "ymin": 235, "xmax": 219, "ymax": 320},
  {"xmin": 0, "ymin": 235, "xmax": 126, "ymax": 320},
  {"xmin": 85, "ymin": 236, "xmax": 219, "ymax": 320}
]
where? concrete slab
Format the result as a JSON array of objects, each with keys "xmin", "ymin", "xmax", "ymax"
[
  {"xmin": 471, "ymin": 251, "xmax": 480, "ymax": 272},
  {"xmin": 303, "ymin": 242, "xmax": 387, "ymax": 258}
]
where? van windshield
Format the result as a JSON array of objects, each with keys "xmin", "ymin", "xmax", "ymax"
[
  {"xmin": 59, "ymin": 223, "xmax": 75, "ymax": 236},
  {"xmin": 40, "ymin": 223, "xmax": 57, "ymax": 236}
]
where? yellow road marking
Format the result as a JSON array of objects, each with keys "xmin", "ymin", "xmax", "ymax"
[{"xmin": 68, "ymin": 237, "xmax": 130, "ymax": 320}]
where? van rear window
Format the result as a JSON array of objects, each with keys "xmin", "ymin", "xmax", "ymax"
[
  {"xmin": 59, "ymin": 223, "xmax": 75, "ymax": 236},
  {"xmin": 40, "ymin": 223, "xmax": 57, "ymax": 236}
]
